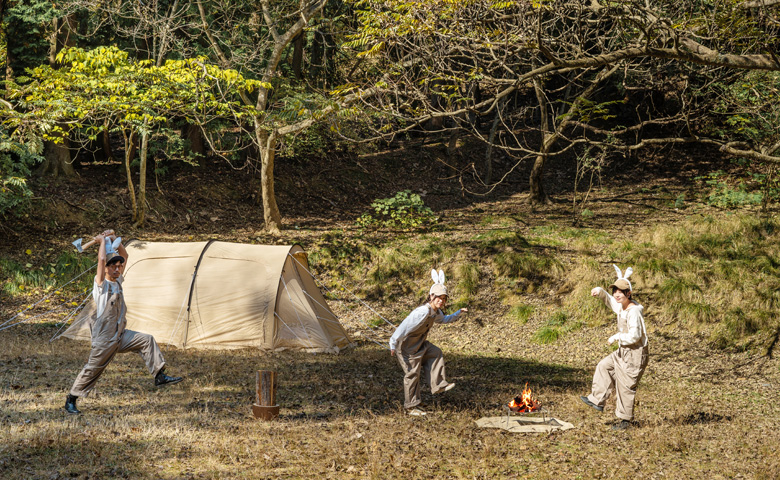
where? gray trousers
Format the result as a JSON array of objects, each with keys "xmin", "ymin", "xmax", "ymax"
[
  {"xmin": 587, "ymin": 345, "xmax": 649, "ymax": 421},
  {"xmin": 69, "ymin": 329, "xmax": 166, "ymax": 397},
  {"xmin": 396, "ymin": 341, "xmax": 449, "ymax": 409}
]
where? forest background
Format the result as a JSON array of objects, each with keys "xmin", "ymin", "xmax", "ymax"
[{"xmin": 0, "ymin": 1, "xmax": 779, "ymax": 479}]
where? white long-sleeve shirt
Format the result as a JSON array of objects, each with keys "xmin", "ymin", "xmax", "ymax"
[
  {"xmin": 389, "ymin": 305, "xmax": 464, "ymax": 352},
  {"xmin": 93, "ymin": 275, "xmax": 124, "ymax": 320},
  {"xmin": 595, "ymin": 287, "xmax": 647, "ymax": 347}
]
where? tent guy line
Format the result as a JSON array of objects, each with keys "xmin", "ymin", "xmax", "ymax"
[
  {"xmin": 49, "ymin": 290, "xmax": 94, "ymax": 342},
  {"xmin": 288, "ymin": 254, "xmax": 397, "ymax": 332},
  {"xmin": 0, "ymin": 263, "xmax": 97, "ymax": 331},
  {"xmin": 0, "ymin": 272, "xmax": 92, "ymax": 333},
  {"xmin": 273, "ymin": 311, "xmax": 316, "ymax": 348},
  {"xmin": 279, "ymin": 273, "xmax": 316, "ymax": 348}
]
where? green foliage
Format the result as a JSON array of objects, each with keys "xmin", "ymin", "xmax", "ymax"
[
  {"xmin": 1, "ymin": 258, "xmax": 50, "ymax": 296},
  {"xmin": 658, "ymin": 278, "xmax": 702, "ymax": 301},
  {"xmin": 457, "ymin": 263, "xmax": 480, "ymax": 298},
  {"xmin": 532, "ymin": 310, "xmax": 580, "ymax": 344},
  {"xmin": 532, "ymin": 326, "xmax": 561, "ymax": 344},
  {"xmin": 700, "ymin": 171, "xmax": 762, "ymax": 208},
  {"xmin": 506, "ymin": 304, "xmax": 534, "ymax": 325},
  {"xmin": 7, "ymin": 46, "xmax": 264, "ymax": 144},
  {"xmin": 0, "ymin": 127, "xmax": 43, "ymax": 218},
  {"xmin": 310, "ymin": 230, "xmax": 372, "ymax": 271},
  {"xmin": 5, "ymin": 0, "xmax": 58, "ymax": 79},
  {"xmin": 0, "ymin": 251, "xmax": 93, "ymax": 298},
  {"xmin": 602, "ymin": 214, "xmax": 780, "ymax": 350},
  {"xmin": 492, "ymin": 251, "xmax": 563, "ymax": 286},
  {"xmin": 357, "ymin": 190, "xmax": 437, "ymax": 230},
  {"xmin": 710, "ymin": 71, "xmax": 780, "ymax": 146}
]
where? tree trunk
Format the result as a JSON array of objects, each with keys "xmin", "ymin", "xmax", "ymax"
[
  {"xmin": 100, "ymin": 129, "xmax": 115, "ymax": 162},
  {"xmin": 446, "ymin": 129, "xmax": 459, "ymax": 158},
  {"xmin": 124, "ymin": 130, "xmax": 138, "ymax": 223},
  {"xmin": 485, "ymin": 97, "xmax": 508, "ymax": 183},
  {"xmin": 183, "ymin": 123, "xmax": 206, "ymax": 159},
  {"xmin": 38, "ymin": 138, "xmax": 76, "ymax": 177},
  {"xmin": 310, "ymin": 31, "xmax": 323, "ymax": 86},
  {"xmin": 257, "ymin": 129, "xmax": 282, "ymax": 234},
  {"xmin": 135, "ymin": 130, "xmax": 149, "ymax": 227},
  {"xmin": 529, "ymin": 78, "xmax": 552, "ymax": 205},
  {"xmin": 529, "ymin": 153, "xmax": 550, "ymax": 205},
  {"xmin": 292, "ymin": 32, "xmax": 305, "ymax": 80}
]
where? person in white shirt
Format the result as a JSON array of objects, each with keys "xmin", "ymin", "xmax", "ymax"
[
  {"xmin": 389, "ymin": 269, "xmax": 468, "ymax": 416},
  {"xmin": 65, "ymin": 231, "xmax": 182, "ymax": 415},
  {"xmin": 580, "ymin": 265, "xmax": 648, "ymax": 430}
]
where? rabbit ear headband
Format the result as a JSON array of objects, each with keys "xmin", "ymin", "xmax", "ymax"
[
  {"xmin": 610, "ymin": 264, "xmax": 633, "ymax": 292},
  {"xmin": 429, "ymin": 269, "xmax": 448, "ymax": 296}
]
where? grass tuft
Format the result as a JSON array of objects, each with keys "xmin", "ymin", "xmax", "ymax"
[{"xmin": 506, "ymin": 304, "xmax": 534, "ymax": 325}]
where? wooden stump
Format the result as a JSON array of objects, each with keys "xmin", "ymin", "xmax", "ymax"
[{"xmin": 252, "ymin": 370, "xmax": 280, "ymax": 420}]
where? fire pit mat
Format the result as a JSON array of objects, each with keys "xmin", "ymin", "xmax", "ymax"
[{"xmin": 475, "ymin": 416, "xmax": 575, "ymax": 433}]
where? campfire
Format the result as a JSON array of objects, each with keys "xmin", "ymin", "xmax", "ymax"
[{"xmin": 507, "ymin": 383, "xmax": 541, "ymax": 413}]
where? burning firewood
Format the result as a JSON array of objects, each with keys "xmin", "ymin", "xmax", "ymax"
[{"xmin": 508, "ymin": 383, "xmax": 541, "ymax": 413}]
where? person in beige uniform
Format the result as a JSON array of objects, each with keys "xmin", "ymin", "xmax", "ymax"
[
  {"xmin": 580, "ymin": 265, "xmax": 648, "ymax": 430},
  {"xmin": 65, "ymin": 231, "xmax": 183, "ymax": 415},
  {"xmin": 389, "ymin": 269, "xmax": 468, "ymax": 416}
]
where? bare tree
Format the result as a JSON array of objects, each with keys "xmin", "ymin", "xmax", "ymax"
[{"xmin": 343, "ymin": 0, "xmax": 780, "ymax": 204}]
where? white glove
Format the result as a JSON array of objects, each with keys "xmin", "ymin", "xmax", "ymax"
[{"xmin": 608, "ymin": 334, "xmax": 619, "ymax": 345}]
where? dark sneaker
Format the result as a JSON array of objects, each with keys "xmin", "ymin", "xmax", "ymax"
[
  {"xmin": 580, "ymin": 396, "xmax": 604, "ymax": 412},
  {"xmin": 155, "ymin": 370, "xmax": 183, "ymax": 387},
  {"xmin": 612, "ymin": 419, "xmax": 631, "ymax": 430},
  {"xmin": 64, "ymin": 394, "xmax": 80, "ymax": 415}
]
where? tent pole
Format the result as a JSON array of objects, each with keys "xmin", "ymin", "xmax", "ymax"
[{"xmin": 183, "ymin": 240, "xmax": 216, "ymax": 348}]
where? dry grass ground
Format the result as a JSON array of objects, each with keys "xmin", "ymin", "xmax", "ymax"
[
  {"xmin": 2, "ymin": 145, "xmax": 780, "ymax": 479},
  {"xmin": 1, "ymin": 318, "xmax": 778, "ymax": 479}
]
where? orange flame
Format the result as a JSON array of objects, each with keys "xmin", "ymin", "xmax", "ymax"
[{"xmin": 508, "ymin": 383, "xmax": 540, "ymax": 412}]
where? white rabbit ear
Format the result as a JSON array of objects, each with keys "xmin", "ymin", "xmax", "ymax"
[
  {"xmin": 623, "ymin": 267, "xmax": 633, "ymax": 279},
  {"xmin": 431, "ymin": 269, "xmax": 438, "ymax": 283},
  {"xmin": 613, "ymin": 264, "xmax": 622, "ymax": 279},
  {"xmin": 438, "ymin": 269, "xmax": 445, "ymax": 285}
]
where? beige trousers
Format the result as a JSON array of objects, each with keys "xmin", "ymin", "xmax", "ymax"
[
  {"xmin": 396, "ymin": 341, "xmax": 449, "ymax": 409},
  {"xmin": 587, "ymin": 345, "xmax": 649, "ymax": 421},
  {"xmin": 69, "ymin": 330, "xmax": 166, "ymax": 397}
]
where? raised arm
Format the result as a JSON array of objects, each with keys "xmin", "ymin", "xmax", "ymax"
[
  {"xmin": 94, "ymin": 234, "xmax": 107, "ymax": 285},
  {"xmin": 116, "ymin": 240, "xmax": 128, "ymax": 264},
  {"xmin": 591, "ymin": 287, "xmax": 621, "ymax": 314},
  {"xmin": 437, "ymin": 307, "xmax": 468, "ymax": 324}
]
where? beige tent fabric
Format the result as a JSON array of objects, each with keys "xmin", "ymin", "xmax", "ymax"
[
  {"xmin": 63, "ymin": 241, "xmax": 351, "ymax": 352},
  {"xmin": 475, "ymin": 415, "xmax": 575, "ymax": 433}
]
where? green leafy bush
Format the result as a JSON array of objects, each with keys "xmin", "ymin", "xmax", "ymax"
[
  {"xmin": 357, "ymin": 190, "xmax": 436, "ymax": 229},
  {"xmin": 700, "ymin": 171, "xmax": 762, "ymax": 208},
  {"xmin": 0, "ymin": 127, "xmax": 43, "ymax": 218}
]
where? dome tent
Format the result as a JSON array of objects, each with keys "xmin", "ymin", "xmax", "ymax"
[{"xmin": 62, "ymin": 241, "xmax": 351, "ymax": 352}]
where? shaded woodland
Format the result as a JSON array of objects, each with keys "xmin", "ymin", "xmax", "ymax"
[{"xmin": 1, "ymin": 2, "xmax": 780, "ymax": 479}]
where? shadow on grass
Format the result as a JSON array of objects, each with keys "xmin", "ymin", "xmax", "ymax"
[
  {"xmin": 0, "ymin": 436, "xmax": 152, "ymax": 479},
  {"xmin": 166, "ymin": 341, "xmax": 590, "ymax": 420},
  {"xmin": 3, "ymin": 327, "xmax": 589, "ymax": 421}
]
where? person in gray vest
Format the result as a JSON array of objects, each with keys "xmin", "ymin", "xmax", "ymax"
[
  {"xmin": 580, "ymin": 265, "xmax": 649, "ymax": 430},
  {"xmin": 65, "ymin": 231, "xmax": 183, "ymax": 415},
  {"xmin": 389, "ymin": 269, "xmax": 468, "ymax": 416}
]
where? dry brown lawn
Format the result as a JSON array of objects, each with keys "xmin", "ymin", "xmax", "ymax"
[
  {"xmin": 2, "ymin": 308, "xmax": 778, "ymax": 479},
  {"xmin": 2, "ymin": 147, "xmax": 779, "ymax": 479}
]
